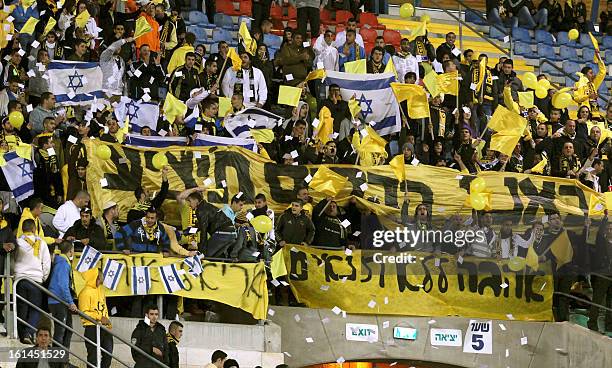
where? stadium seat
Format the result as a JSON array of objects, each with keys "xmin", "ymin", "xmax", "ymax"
[
  {"xmin": 217, "ymin": 0, "xmax": 240, "ymax": 16},
  {"xmin": 209, "ymin": 43, "xmax": 218, "ymax": 55},
  {"xmin": 187, "ymin": 25, "xmax": 207, "ymax": 41},
  {"xmin": 189, "ymin": 11, "xmax": 208, "ymax": 25},
  {"xmin": 582, "ymin": 48, "xmax": 596, "ymax": 63},
  {"xmin": 565, "ymin": 76, "xmax": 578, "ymax": 86},
  {"xmin": 359, "ymin": 12, "xmax": 385, "ymax": 30},
  {"xmin": 287, "ymin": 19, "xmax": 297, "ymax": 30},
  {"xmin": 360, "ymin": 28, "xmax": 378, "ymax": 44},
  {"xmin": 560, "ymin": 45, "xmax": 578, "ymax": 60},
  {"xmin": 489, "ymin": 25, "xmax": 506, "ymax": 40},
  {"xmin": 336, "ymin": 10, "xmax": 353, "ymax": 25},
  {"xmin": 537, "ymin": 44, "xmax": 561, "ymax": 61},
  {"xmin": 383, "ymin": 29, "xmax": 401, "ymax": 47},
  {"xmin": 579, "ymin": 33, "xmax": 595, "ymax": 49},
  {"xmin": 606, "ymin": 51, "xmax": 612, "ymax": 65},
  {"xmin": 214, "ymin": 13, "xmax": 234, "ymax": 30},
  {"xmin": 321, "ymin": 9, "xmax": 334, "ymax": 25},
  {"xmin": 562, "ymin": 60, "xmax": 581, "ymax": 76},
  {"xmin": 270, "ymin": 3, "xmax": 282, "ymax": 19},
  {"xmin": 540, "ymin": 61, "xmax": 563, "ymax": 77},
  {"xmin": 514, "ymin": 41, "xmax": 535, "ymax": 58},
  {"xmin": 269, "ymin": 48, "xmax": 278, "ymax": 59},
  {"xmin": 213, "ymin": 28, "xmax": 233, "ymax": 43},
  {"xmin": 335, "ymin": 24, "xmax": 346, "ymax": 34},
  {"xmin": 603, "ymin": 36, "xmax": 612, "ymax": 49},
  {"xmin": 465, "ymin": 9, "xmax": 486, "ymax": 25},
  {"xmin": 556, "ymin": 31, "xmax": 577, "ymax": 47},
  {"xmin": 281, "ymin": 6, "xmax": 297, "ymax": 21},
  {"xmin": 239, "ymin": 1, "xmax": 252, "ymax": 16},
  {"xmin": 264, "ymin": 33, "xmax": 283, "ymax": 49},
  {"xmin": 364, "ymin": 42, "xmax": 374, "ymax": 55},
  {"xmin": 238, "ymin": 16, "xmax": 251, "ymax": 30},
  {"xmin": 535, "ymin": 30, "xmax": 554, "ymax": 45},
  {"xmin": 512, "ymin": 27, "xmax": 533, "ymax": 44}
]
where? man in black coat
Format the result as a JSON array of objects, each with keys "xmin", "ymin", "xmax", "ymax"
[
  {"xmin": 312, "ymin": 198, "xmax": 350, "ymax": 248},
  {"xmin": 275, "ymin": 200, "xmax": 315, "ymax": 246},
  {"xmin": 16, "ymin": 327, "xmax": 64, "ymax": 368},
  {"xmin": 65, "ymin": 207, "xmax": 107, "ymax": 251},
  {"xmin": 0, "ymin": 199, "xmax": 15, "ymax": 326},
  {"xmin": 131, "ymin": 305, "xmax": 169, "ymax": 368},
  {"xmin": 127, "ymin": 167, "xmax": 170, "ymax": 224},
  {"xmin": 166, "ymin": 321, "xmax": 184, "ymax": 368}
]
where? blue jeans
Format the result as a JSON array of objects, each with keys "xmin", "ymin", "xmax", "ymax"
[
  {"xmin": 514, "ymin": 7, "xmax": 548, "ymax": 29},
  {"xmin": 16, "ymin": 281, "xmax": 43, "ymax": 339}
]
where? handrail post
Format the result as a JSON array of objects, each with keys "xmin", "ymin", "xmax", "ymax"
[
  {"xmin": 3, "ymin": 252, "xmax": 10, "ymax": 337},
  {"xmin": 12, "ymin": 277, "xmax": 18, "ymax": 339},
  {"xmin": 96, "ymin": 324, "xmax": 102, "ymax": 368}
]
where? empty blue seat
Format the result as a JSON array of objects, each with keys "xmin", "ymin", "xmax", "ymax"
[
  {"xmin": 565, "ymin": 76, "xmax": 578, "ymax": 86},
  {"xmin": 269, "ymin": 48, "xmax": 277, "ymax": 59},
  {"xmin": 579, "ymin": 33, "xmax": 595, "ymax": 49},
  {"xmin": 560, "ymin": 45, "xmax": 578, "ymax": 60},
  {"xmin": 489, "ymin": 25, "xmax": 506, "ymax": 40},
  {"xmin": 512, "ymin": 27, "xmax": 533, "ymax": 43},
  {"xmin": 209, "ymin": 43, "xmax": 219, "ymax": 55},
  {"xmin": 514, "ymin": 41, "xmax": 535, "ymax": 57},
  {"xmin": 556, "ymin": 32, "xmax": 575, "ymax": 46},
  {"xmin": 603, "ymin": 36, "xmax": 612, "ymax": 49},
  {"xmin": 537, "ymin": 44, "xmax": 561, "ymax": 60},
  {"xmin": 189, "ymin": 11, "xmax": 208, "ymax": 24},
  {"xmin": 466, "ymin": 9, "xmax": 486, "ymax": 25},
  {"xmin": 264, "ymin": 33, "xmax": 283, "ymax": 49},
  {"xmin": 606, "ymin": 51, "xmax": 612, "ymax": 65},
  {"xmin": 187, "ymin": 25, "xmax": 207, "ymax": 41},
  {"xmin": 535, "ymin": 30, "xmax": 554, "ymax": 45},
  {"xmin": 212, "ymin": 28, "xmax": 233, "ymax": 43},
  {"xmin": 541, "ymin": 62, "xmax": 563, "ymax": 77},
  {"xmin": 598, "ymin": 82, "xmax": 608, "ymax": 96},
  {"xmin": 583, "ymin": 48, "xmax": 596, "ymax": 63},
  {"xmin": 562, "ymin": 60, "xmax": 581, "ymax": 76},
  {"xmin": 214, "ymin": 13, "xmax": 234, "ymax": 29}
]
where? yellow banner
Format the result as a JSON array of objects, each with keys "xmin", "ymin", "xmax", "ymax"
[
  {"xmin": 283, "ymin": 245, "xmax": 554, "ymax": 321},
  {"xmin": 72, "ymin": 253, "xmax": 268, "ymax": 320}
]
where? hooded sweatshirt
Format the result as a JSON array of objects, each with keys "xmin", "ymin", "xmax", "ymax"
[
  {"xmin": 48, "ymin": 254, "xmax": 75, "ymax": 305},
  {"xmin": 17, "ymin": 207, "xmax": 56, "ymax": 245},
  {"xmin": 13, "ymin": 234, "xmax": 51, "ymax": 283},
  {"xmin": 78, "ymin": 268, "xmax": 110, "ymax": 327}
]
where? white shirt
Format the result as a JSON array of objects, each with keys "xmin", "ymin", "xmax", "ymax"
[
  {"xmin": 392, "ymin": 53, "xmax": 420, "ymax": 83},
  {"xmin": 222, "ymin": 67, "xmax": 268, "ymax": 108},
  {"xmin": 53, "ymin": 200, "xmax": 81, "ymax": 237},
  {"xmin": 313, "ymin": 34, "xmax": 339, "ymax": 72},
  {"xmin": 498, "ymin": 232, "xmax": 534, "ymax": 259},
  {"xmin": 13, "ymin": 235, "xmax": 51, "ymax": 283},
  {"xmin": 332, "ymin": 31, "xmax": 364, "ymax": 49}
]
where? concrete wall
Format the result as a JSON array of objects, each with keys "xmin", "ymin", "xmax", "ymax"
[{"xmin": 268, "ymin": 306, "xmax": 612, "ymax": 368}]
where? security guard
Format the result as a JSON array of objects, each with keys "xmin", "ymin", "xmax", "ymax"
[{"xmin": 131, "ymin": 305, "xmax": 169, "ymax": 367}]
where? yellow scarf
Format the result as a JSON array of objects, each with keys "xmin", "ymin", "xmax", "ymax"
[{"xmin": 22, "ymin": 232, "xmax": 41, "ymax": 258}]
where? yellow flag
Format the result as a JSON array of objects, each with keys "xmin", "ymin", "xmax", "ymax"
[
  {"xmin": 344, "ymin": 59, "xmax": 366, "ymax": 74},
  {"xmin": 588, "ymin": 32, "xmax": 599, "ymax": 51},
  {"xmin": 550, "ymin": 230, "xmax": 573, "ymax": 271},
  {"xmin": 22, "ymin": 0, "xmax": 35, "ymax": 7},
  {"xmin": 304, "ymin": 69, "xmax": 326, "ymax": 83},
  {"xmin": 278, "ymin": 85, "xmax": 302, "ymax": 107},
  {"xmin": 389, "ymin": 154, "xmax": 406, "ymax": 181},
  {"xmin": 315, "ymin": 106, "xmax": 334, "ymax": 144},
  {"xmin": 437, "ymin": 71, "xmax": 459, "ymax": 96},
  {"xmin": 0, "ymin": 154, "xmax": 5, "ymax": 167},
  {"xmin": 15, "ymin": 143, "xmax": 32, "ymax": 160},
  {"xmin": 360, "ymin": 126, "xmax": 387, "ymax": 153},
  {"xmin": 525, "ymin": 246, "xmax": 539, "ymax": 271},
  {"xmin": 116, "ymin": 117, "xmax": 129, "ymax": 144},
  {"xmin": 163, "ymin": 92, "xmax": 187, "ymax": 124},
  {"xmin": 589, "ymin": 194, "xmax": 605, "ymax": 216},
  {"xmin": 475, "ymin": 57, "xmax": 487, "ymax": 91},
  {"xmin": 19, "ymin": 17, "xmax": 38, "ymax": 35},
  {"xmin": 239, "ymin": 21, "xmax": 257, "ymax": 56},
  {"xmin": 489, "ymin": 132, "xmax": 521, "ymax": 156},
  {"xmin": 218, "ymin": 96, "xmax": 232, "ymax": 117},
  {"xmin": 134, "ymin": 16, "xmax": 152, "ymax": 39},
  {"xmin": 605, "ymin": 192, "xmax": 612, "ymax": 210},
  {"xmin": 75, "ymin": 9, "xmax": 90, "ymax": 29},
  {"xmin": 599, "ymin": 128, "xmax": 612, "ymax": 145},
  {"xmin": 423, "ymin": 71, "xmax": 439, "ymax": 97},
  {"xmin": 518, "ymin": 91, "xmax": 535, "ymax": 108},
  {"xmin": 384, "ymin": 58, "xmax": 398, "ymax": 79},
  {"xmin": 42, "ymin": 17, "xmax": 57, "ymax": 37},
  {"xmin": 348, "ymin": 97, "xmax": 361, "ymax": 118},
  {"xmin": 487, "ymin": 105, "xmax": 527, "ymax": 135},
  {"xmin": 530, "ymin": 156, "xmax": 547, "ymax": 174},
  {"xmin": 390, "ymin": 83, "xmax": 430, "ymax": 119},
  {"xmin": 249, "ymin": 129, "xmax": 274, "ymax": 144},
  {"xmin": 227, "ymin": 47, "xmax": 242, "ymax": 71},
  {"xmin": 309, "ymin": 166, "xmax": 348, "ymax": 197},
  {"xmin": 271, "ymin": 251, "xmax": 287, "ymax": 279},
  {"xmin": 408, "ymin": 20, "xmax": 427, "ymax": 40}
]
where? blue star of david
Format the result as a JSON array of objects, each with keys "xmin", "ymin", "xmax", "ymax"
[
  {"xmin": 137, "ymin": 276, "xmax": 145, "ymax": 283},
  {"xmin": 18, "ymin": 161, "xmax": 32, "ymax": 179},
  {"xmin": 67, "ymin": 70, "xmax": 84, "ymax": 94},
  {"xmin": 167, "ymin": 275, "xmax": 175, "ymax": 282},
  {"xmin": 108, "ymin": 271, "xmax": 115, "ymax": 277},
  {"xmin": 125, "ymin": 99, "xmax": 140, "ymax": 120},
  {"xmin": 357, "ymin": 94, "xmax": 373, "ymax": 119},
  {"xmin": 84, "ymin": 257, "xmax": 91, "ymax": 263}
]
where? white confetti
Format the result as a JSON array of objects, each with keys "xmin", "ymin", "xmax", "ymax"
[
  {"xmin": 368, "ymin": 300, "xmax": 376, "ymax": 308},
  {"xmin": 383, "ymin": 321, "xmax": 390, "ymax": 328},
  {"xmin": 305, "ymin": 337, "xmax": 313, "ymax": 343},
  {"xmin": 268, "ymin": 308, "xmax": 275, "ymax": 316},
  {"xmin": 340, "ymin": 219, "xmax": 351, "ymax": 228},
  {"xmin": 521, "ymin": 336, "xmax": 528, "ymax": 345},
  {"xmin": 294, "ymin": 314, "xmax": 301, "ymax": 322},
  {"xmin": 428, "ymin": 319, "xmax": 436, "ymax": 325},
  {"xmin": 320, "ymin": 285, "xmax": 330, "ymax": 291},
  {"xmin": 321, "ymin": 317, "xmax": 330, "ymax": 324},
  {"xmin": 332, "ymin": 306, "xmax": 342, "ymax": 315},
  {"xmin": 304, "ymin": 174, "xmax": 313, "ymax": 183},
  {"xmin": 499, "ymin": 324, "xmax": 506, "ymax": 331},
  {"xmin": 345, "ymin": 248, "xmax": 352, "ymax": 256},
  {"xmin": 500, "ymin": 282, "xmax": 508, "ymax": 289}
]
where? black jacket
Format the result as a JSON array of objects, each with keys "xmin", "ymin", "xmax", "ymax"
[
  {"xmin": 0, "ymin": 220, "xmax": 16, "ymax": 276},
  {"xmin": 65, "ymin": 220, "xmax": 107, "ymax": 252},
  {"xmin": 15, "ymin": 347, "xmax": 63, "ymax": 368},
  {"xmin": 167, "ymin": 334, "xmax": 180, "ymax": 368},
  {"xmin": 194, "ymin": 200, "xmax": 220, "ymax": 254},
  {"xmin": 129, "ymin": 60, "xmax": 167, "ymax": 102},
  {"xmin": 127, "ymin": 180, "xmax": 169, "ymax": 224},
  {"xmin": 590, "ymin": 217, "xmax": 612, "ymax": 274},
  {"xmin": 312, "ymin": 199, "xmax": 349, "ymax": 248},
  {"xmin": 275, "ymin": 208, "xmax": 315, "ymax": 245},
  {"xmin": 131, "ymin": 321, "xmax": 169, "ymax": 368}
]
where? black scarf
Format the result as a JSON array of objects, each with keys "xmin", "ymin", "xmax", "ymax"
[{"xmin": 234, "ymin": 67, "xmax": 256, "ymax": 103}]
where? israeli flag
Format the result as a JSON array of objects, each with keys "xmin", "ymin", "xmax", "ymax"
[
  {"xmin": 183, "ymin": 253, "xmax": 203, "ymax": 277},
  {"xmin": 47, "ymin": 61, "xmax": 105, "ymax": 105},
  {"xmin": 131, "ymin": 266, "xmax": 151, "ymax": 295},
  {"xmin": 113, "ymin": 97, "xmax": 160, "ymax": 132},
  {"xmin": 123, "ymin": 134, "xmax": 188, "ymax": 148},
  {"xmin": 102, "ymin": 259, "xmax": 125, "ymax": 291},
  {"xmin": 324, "ymin": 71, "xmax": 401, "ymax": 136},
  {"xmin": 75, "ymin": 245, "xmax": 102, "ymax": 273},
  {"xmin": 224, "ymin": 107, "xmax": 283, "ymax": 138},
  {"xmin": 158, "ymin": 264, "xmax": 186, "ymax": 293},
  {"xmin": 193, "ymin": 133, "xmax": 258, "ymax": 152},
  {"xmin": 0, "ymin": 152, "xmax": 34, "ymax": 202}
]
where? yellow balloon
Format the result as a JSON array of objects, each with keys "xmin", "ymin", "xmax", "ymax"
[
  {"xmin": 152, "ymin": 152, "xmax": 168, "ymax": 169},
  {"xmin": 421, "ymin": 14, "xmax": 430, "ymax": 23},
  {"xmin": 470, "ymin": 177, "xmax": 486, "ymax": 193},
  {"xmin": 251, "ymin": 215, "xmax": 273, "ymax": 233},
  {"xmin": 399, "ymin": 3, "xmax": 415, "ymax": 18},
  {"xmin": 508, "ymin": 257, "xmax": 526, "ymax": 272},
  {"xmin": 568, "ymin": 29, "xmax": 579, "ymax": 41},
  {"xmin": 552, "ymin": 92, "xmax": 572, "ymax": 109},
  {"xmin": 522, "ymin": 72, "xmax": 538, "ymax": 90},
  {"xmin": 538, "ymin": 78, "xmax": 551, "ymax": 90},
  {"xmin": 95, "ymin": 145, "xmax": 112, "ymax": 160},
  {"xmin": 8, "ymin": 111, "xmax": 24, "ymax": 129},
  {"xmin": 469, "ymin": 193, "xmax": 486, "ymax": 210},
  {"xmin": 535, "ymin": 86, "xmax": 548, "ymax": 99}
]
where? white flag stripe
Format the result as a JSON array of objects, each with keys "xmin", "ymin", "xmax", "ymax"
[
  {"xmin": 113, "ymin": 96, "xmax": 160, "ymax": 131},
  {"xmin": 75, "ymin": 245, "xmax": 102, "ymax": 272},
  {"xmin": 47, "ymin": 61, "xmax": 104, "ymax": 106},
  {"xmin": 1, "ymin": 152, "xmax": 34, "ymax": 202},
  {"xmin": 159, "ymin": 264, "xmax": 185, "ymax": 293},
  {"xmin": 183, "ymin": 254, "xmax": 203, "ymax": 277},
  {"xmin": 102, "ymin": 259, "xmax": 124, "ymax": 291},
  {"xmin": 223, "ymin": 107, "xmax": 283, "ymax": 138},
  {"xmin": 131, "ymin": 266, "xmax": 151, "ymax": 295}
]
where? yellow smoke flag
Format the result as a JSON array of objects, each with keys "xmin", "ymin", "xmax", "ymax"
[
  {"xmin": 218, "ymin": 96, "xmax": 232, "ymax": 117},
  {"xmin": 550, "ymin": 230, "xmax": 573, "ymax": 271},
  {"xmin": 588, "ymin": 32, "xmax": 599, "ymax": 51},
  {"xmin": 278, "ymin": 85, "xmax": 302, "ymax": 107},
  {"xmin": 271, "ymin": 250, "xmax": 288, "ymax": 279},
  {"xmin": 19, "ymin": 17, "xmax": 38, "ymax": 35},
  {"xmin": 163, "ymin": 92, "xmax": 188, "ymax": 124},
  {"xmin": 423, "ymin": 71, "xmax": 439, "ymax": 97},
  {"xmin": 530, "ymin": 156, "xmax": 547, "ymax": 174},
  {"xmin": 15, "ymin": 143, "xmax": 32, "ymax": 160},
  {"xmin": 384, "ymin": 57, "xmax": 398, "ymax": 79},
  {"xmin": 134, "ymin": 16, "xmax": 153, "ymax": 39},
  {"xmin": 348, "ymin": 97, "xmax": 361, "ymax": 118},
  {"xmin": 239, "ymin": 21, "xmax": 257, "ymax": 56},
  {"xmin": 390, "ymin": 83, "xmax": 430, "ymax": 119},
  {"xmin": 588, "ymin": 194, "xmax": 605, "ymax": 216},
  {"xmin": 344, "ymin": 59, "xmax": 366, "ymax": 74},
  {"xmin": 309, "ymin": 166, "xmax": 348, "ymax": 197},
  {"xmin": 487, "ymin": 105, "xmax": 527, "ymax": 135},
  {"xmin": 525, "ymin": 246, "xmax": 539, "ymax": 271},
  {"xmin": 489, "ymin": 132, "xmax": 521, "ymax": 156},
  {"xmin": 360, "ymin": 126, "xmax": 387, "ymax": 153},
  {"xmin": 42, "ymin": 17, "xmax": 57, "ymax": 37},
  {"xmin": 518, "ymin": 91, "xmax": 535, "ymax": 108},
  {"xmin": 75, "ymin": 9, "xmax": 90, "ymax": 29},
  {"xmin": 475, "ymin": 57, "xmax": 487, "ymax": 91},
  {"xmin": 227, "ymin": 47, "xmax": 242, "ymax": 71},
  {"xmin": 437, "ymin": 71, "xmax": 459, "ymax": 96},
  {"xmin": 315, "ymin": 106, "xmax": 334, "ymax": 144},
  {"xmin": 249, "ymin": 129, "xmax": 274, "ymax": 144},
  {"xmin": 304, "ymin": 69, "xmax": 326, "ymax": 83},
  {"xmin": 389, "ymin": 154, "xmax": 406, "ymax": 181},
  {"xmin": 408, "ymin": 20, "xmax": 427, "ymax": 40}
]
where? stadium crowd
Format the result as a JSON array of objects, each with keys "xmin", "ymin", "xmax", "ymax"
[{"xmin": 0, "ymin": 0, "xmax": 610, "ymax": 366}]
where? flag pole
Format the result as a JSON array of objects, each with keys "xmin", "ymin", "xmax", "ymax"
[{"xmin": 215, "ymin": 53, "xmax": 230, "ymax": 87}]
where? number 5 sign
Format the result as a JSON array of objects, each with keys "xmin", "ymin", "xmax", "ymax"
[{"xmin": 462, "ymin": 320, "xmax": 493, "ymax": 354}]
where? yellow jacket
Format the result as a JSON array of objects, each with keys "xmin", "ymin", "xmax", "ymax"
[
  {"xmin": 78, "ymin": 268, "xmax": 111, "ymax": 327},
  {"xmin": 167, "ymin": 44, "xmax": 195, "ymax": 74},
  {"xmin": 574, "ymin": 55, "xmax": 606, "ymax": 115},
  {"xmin": 17, "ymin": 208, "xmax": 55, "ymax": 245}
]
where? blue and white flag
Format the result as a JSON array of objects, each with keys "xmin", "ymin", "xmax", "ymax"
[
  {"xmin": 123, "ymin": 134, "xmax": 188, "ymax": 148},
  {"xmin": 75, "ymin": 245, "xmax": 102, "ymax": 273},
  {"xmin": 183, "ymin": 253, "xmax": 203, "ymax": 277},
  {"xmin": 102, "ymin": 259, "xmax": 125, "ymax": 291},
  {"xmin": 131, "ymin": 266, "xmax": 151, "ymax": 295},
  {"xmin": 113, "ymin": 96, "xmax": 160, "ymax": 132},
  {"xmin": 324, "ymin": 71, "xmax": 401, "ymax": 136},
  {"xmin": 47, "ymin": 61, "xmax": 104, "ymax": 105},
  {"xmin": 158, "ymin": 264, "xmax": 186, "ymax": 293},
  {"xmin": 223, "ymin": 107, "xmax": 283, "ymax": 138},
  {"xmin": 0, "ymin": 152, "xmax": 34, "ymax": 202},
  {"xmin": 193, "ymin": 133, "xmax": 258, "ymax": 152}
]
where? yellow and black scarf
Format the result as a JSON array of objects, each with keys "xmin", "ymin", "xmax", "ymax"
[{"xmin": 22, "ymin": 233, "xmax": 41, "ymax": 258}]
